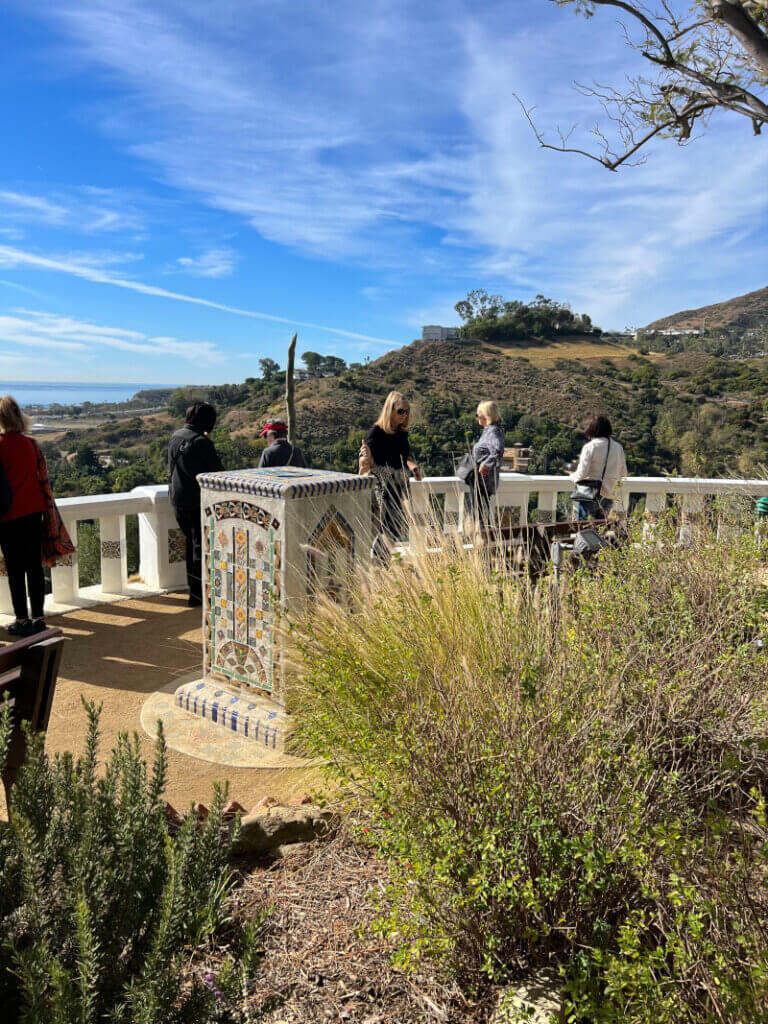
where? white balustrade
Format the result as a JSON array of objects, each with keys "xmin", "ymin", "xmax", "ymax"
[
  {"xmin": 409, "ymin": 473, "xmax": 768, "ymax": 541},
  {"xmin": 3, "ymin": 473, "xmax": 768, "ymax": 622}
]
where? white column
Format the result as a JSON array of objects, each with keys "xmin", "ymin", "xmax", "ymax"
[
  {"xmin": 536, "ymin": 489, "xmax": 559, "ymax": 524},
  {"xmin": 443, "ymin": 485, "xmax": 464, "ymax": 534},
  {"xmin": 642, "ymin": 492, "xmax": 666, "ymax": 540},
  {"xmin": 138, "ymin": 509, "xmax": 187, "ymax": 591},
  {"xmin": 99, "ymin": 515, "xmax": 128, "ymax": 594},
  {"xmin": 680, "ymin": 493, "xmax": 705, "ymax": 545},
  {"xmin": 408, "ymin": 483, "xmax": 432, "ymax": 541},
  {"xmin": 50, "ymin": 518, "xmax": 79, "ymax": 606}
]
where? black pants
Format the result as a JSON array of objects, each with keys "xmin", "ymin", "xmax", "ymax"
[
  {"xmin": 173, "ymin": 506, "xmax": 203, "ymax": 602},
  {"xmin": 0, "ymin": 513, "xmax": 45, "ymax": 620}
]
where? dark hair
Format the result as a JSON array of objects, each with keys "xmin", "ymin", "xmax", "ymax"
[
  {"xmin": 185, "ymin": 401, "xmax": 217, "ymax": 433},
  {"xmin": 584, "ymin": 414, "xmax": 612, "ymax": 440}
]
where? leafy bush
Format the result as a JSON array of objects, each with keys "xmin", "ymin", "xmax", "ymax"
[
  {"xmin": 0, "ymin": 702, "xmax": 262, "ymax": 1023},
  {"xmin": 292, "ymin": 515, "xmax": 768, "ymax": 1022}
]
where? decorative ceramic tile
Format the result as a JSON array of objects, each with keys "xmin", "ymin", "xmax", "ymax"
[
  {"xmin": 203, "ymin": 500, "xmax": 279, "ymax": 694},
  {"xmin": 101, "ymin": 540, "xmax": 121, "ymax": 559},
  {"xmin": 0, "ymin": 557, "xmax": 6, "ymax": 578},
  {"xmin": 306, "ymin": 505, "xmax": 355, "ymax": 600},
  {"xmin": 198, "ymin": 466, "xmax": 375, "ymax": 501},
  {"xmin": 168, "ymin": 528, "xmax": 186, "ymax": 564}
]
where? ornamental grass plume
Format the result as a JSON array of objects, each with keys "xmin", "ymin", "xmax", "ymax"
[{"xmin": 289, "ymin": 508, "xmax": 768, "ymax": 1023}]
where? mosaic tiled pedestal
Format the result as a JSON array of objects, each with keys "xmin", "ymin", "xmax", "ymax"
[{"xmin": 173, "ymin": 467, "xmax": 375, "ymax": 748}]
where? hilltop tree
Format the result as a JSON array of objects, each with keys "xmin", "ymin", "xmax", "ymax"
[
  {"xmin": 454, "ymin": 291, "xmax": 600, "ymax": 341},
  {"xmin": 258, "ymin": 357, "xmax": 280, "ymax": 381},
  {"xmin": 531, "ymin": 1, "xmax": 768, "ymax": 169},
  {"xmin": 301, "ymin": 351, "xmax": 348, "ymax": 378}
]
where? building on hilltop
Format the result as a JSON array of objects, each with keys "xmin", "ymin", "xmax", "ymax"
[{"xmin": 421, "ymin": 325, "xmax": 461, "ymax": 342}]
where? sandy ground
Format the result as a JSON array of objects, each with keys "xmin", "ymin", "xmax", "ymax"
[{"xmin": 1, "ymin": 592, "xmax": 321, "ymax": 815}]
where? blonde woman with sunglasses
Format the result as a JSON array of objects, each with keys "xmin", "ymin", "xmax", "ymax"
[{"xmin": 358, "ymin": 391, "xmax": 423, "ymax": 561}]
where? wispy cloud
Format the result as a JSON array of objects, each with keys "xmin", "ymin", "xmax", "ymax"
[
  {"xmin": 0, "ymin": 309, "xmax": 223, "ymax": 361},
  {"xmin": 173, "ymin": 247, "xmax": 237, "ymax": 278},
  {"xmin": 14, "ymin": 0, "xmax": 768, "ymax": 329},
  {"xmin": 0, "ymin": 186, "xmax": 145, "ymax": 234},
  {"xmin": 0, "ymin": 244, "xmax": 399, "ymax": 344}
]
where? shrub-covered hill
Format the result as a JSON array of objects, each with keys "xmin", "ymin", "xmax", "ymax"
[
  {"xmin": 38, "ymin": 334, "xmax": 768, "ymax": 498},
  {"xmin": 644, "ymin": 283, "xmax": 768, "ymax": 335}
]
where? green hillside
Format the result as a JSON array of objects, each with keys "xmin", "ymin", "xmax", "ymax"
[{"xmin": 37, "ymin": 333, "xmax": 768, "ymax": 499}]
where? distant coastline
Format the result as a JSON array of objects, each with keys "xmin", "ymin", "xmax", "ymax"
[{"xmin": 3, "ymin": 381, "xmax": 177, "ymax": 408}]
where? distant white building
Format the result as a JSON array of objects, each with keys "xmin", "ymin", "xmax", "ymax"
[{"xmin": 422, "ymin": 325, "xmax": 461, "ymax": 341}]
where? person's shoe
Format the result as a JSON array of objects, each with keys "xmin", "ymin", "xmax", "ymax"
[
  {"xmin": 28, "ymin": 619, "xmax": 48, "ymax": 635},
  {"xmin": 7, "ymin": 619, "xmax": 32, "ymax": 636},
  {"xmin": 187, "ymin": 595, "xmax": 203, "ymax": 608}
]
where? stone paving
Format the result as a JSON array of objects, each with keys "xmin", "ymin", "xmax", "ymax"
[{"xmin": 0, "ymin": 592, "xmax": 321, "ymax": 816}]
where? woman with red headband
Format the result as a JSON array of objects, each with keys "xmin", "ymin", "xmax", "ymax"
[{"xmin": 358, "ymin": 391, "xmax": 423, "ymax": 561}]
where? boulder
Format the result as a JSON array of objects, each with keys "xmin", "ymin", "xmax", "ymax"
[
  {"xmin": 490, "ymin": 971, "xmax": 563, "ymax": 1024},
  {"xmin": 231, "ymin": 805, "xmax": 334, "ymax": 857}
]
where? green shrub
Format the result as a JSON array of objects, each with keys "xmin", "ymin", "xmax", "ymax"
[
  {"xmin": 292, "ymin": 515, "xmax": 768, "ymax": 1022},
  {"xmin": 0, "ymin": 702, "xmax": 262, "ymax": 1023}
]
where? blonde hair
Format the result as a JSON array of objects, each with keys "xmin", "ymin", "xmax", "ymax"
[
  {"xmin": 477, "ymin": 400, "xmax": 502, "ymax": 425},
  {"xmin": 375, "ymin": 391, "xmax": 410, "ymax": 434},
  {"xmin": 0, "ymin": 395, "xmax": 29, "ymax": 434}
]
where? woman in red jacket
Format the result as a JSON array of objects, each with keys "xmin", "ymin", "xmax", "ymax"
[{"xmin": 0, "ymin": 396, "xmax": 48, "ymax": 636}]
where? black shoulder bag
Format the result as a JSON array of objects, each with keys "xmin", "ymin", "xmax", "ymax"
[
  {"xmin": 570, "ymin": 439, "xmax": 611, "ymax": 504},
  {"xmin": 455, "ymin": 452, "xmax": 475, "ymax": 489}
]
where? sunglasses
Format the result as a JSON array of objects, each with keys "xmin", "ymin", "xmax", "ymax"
[{"xmin": 396, "ymin": 408, "xmax": 410, "ymax": 415}]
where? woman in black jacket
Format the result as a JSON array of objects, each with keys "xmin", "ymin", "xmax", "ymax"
[
  {"xmin": 168, "ymin": 402, "xmax": 223, "ymax": 606},
  {"xmin": 358, "ymin": 391, "xmax": 423, "ymax": 561}
]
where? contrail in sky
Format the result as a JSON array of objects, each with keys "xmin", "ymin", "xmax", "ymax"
[{"xmin": 0, "ymin": 246, "xmax": 397, "ymax": 346}]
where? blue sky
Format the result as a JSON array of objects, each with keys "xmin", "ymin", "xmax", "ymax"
[{"xmin": 1, "ymin": 0, "xmax": 767, "ymax": 385}]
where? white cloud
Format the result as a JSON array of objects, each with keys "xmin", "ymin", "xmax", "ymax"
[
  {"xmin": 0, "ymin": 186, "xmax": 146, "ymax": 235},
  {"xmin": 0, "ymin": 244, "xmax": 399, "ymax": 344},
  {"xmin": 174, "ymin": 247, "xmax": 237, "ymax": 278},
  {"xmin": 0, "ymin": 309, "xmax": 223, "ymax": 362},
  {"xmin": 15, "ymin": 0, "xmax": 768, "ymax": 329}
]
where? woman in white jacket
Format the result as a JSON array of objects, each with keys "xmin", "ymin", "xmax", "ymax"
[{"xmin": 570, "ymin": 414, "xmax": 627, "ymax": 520}]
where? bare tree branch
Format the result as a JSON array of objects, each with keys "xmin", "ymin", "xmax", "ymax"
[{"xmin": 541, "ymin": 0, "xmax": 768, "ymax": 167}]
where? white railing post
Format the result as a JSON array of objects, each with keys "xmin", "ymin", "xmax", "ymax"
[
  {"xmin": 99, "ymin": 514, "xmax": 128, "ymax": 594},
  {"xmin": 50, "ymin": 519, "xmax": 79, "ymax": 606},
  {"xmin": 680, "ymin": 492, "xmax": 705, "ymax": 544},
  {"xmin": 536, "ymin": 489, "xmax": 559, "ymax": 523},
  {"xmin": 642, "ymin": 491, "xmax": 666, "ymax": 539},
  {"xmin": 134, "ymin": 486, "xmax": 187, "ymax": 592},
  {"xmin": 444, "ymin": 487, "xmax": 464, "ymax": 533}
]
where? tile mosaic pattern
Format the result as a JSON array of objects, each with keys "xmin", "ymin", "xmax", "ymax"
[
  {"xmin": 57, "ymin": 554, "xmax": 74, "ymax": 568},
  {"xmin": 101, "ymin": 540, "xmax": 121, "ymax": 559},
  {"xmin": 0, "ymin": 557, "xmax": 6, "ymax": 578},
  {"xmin": 175, "ymin": 680, "xmax": 289, "ymax": 748},
  {"xmin": 203, "ymin": 500, "xmax": 280, "ymax": 694},
  {"xmin": 168, "ymin": 528, "xmax": 186, "ymax": 564},
  {"xmin": 198, "ymin": 466, "xmax": 376, "ymax": 501},
  {"xmin": 306, "ymin": 505, "xmax": 355, "ymax": 600}
]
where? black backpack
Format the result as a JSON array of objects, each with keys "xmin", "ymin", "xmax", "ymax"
[{"xmin": 0, "ymin": 464, "xmax": 12, "ymax": 519}]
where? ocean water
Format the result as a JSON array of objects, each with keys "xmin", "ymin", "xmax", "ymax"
[{"xmin": 1, "ymin": 381, "xmax": 172, "ymax": 408}]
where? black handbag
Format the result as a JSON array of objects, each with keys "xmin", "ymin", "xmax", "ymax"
[
  {"xmin": 455, "ymin": 452, "xmax": 475, "ymax": 488},
  {"xmin": 570, "ymin": 439, "xmax": 611, "ymax": 503}
]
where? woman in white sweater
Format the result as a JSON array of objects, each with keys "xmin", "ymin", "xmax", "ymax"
[{"xmin": 570, "ymin": 414, "xmax": 627, "ymax": 520}]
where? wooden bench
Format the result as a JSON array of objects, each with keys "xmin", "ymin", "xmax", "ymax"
[
  {"xmin": 483, "ymin": 517, "xmax": 629, "ymax": 579},
  {"xmin": 0, "ymin": 628, "xmax": 65, "ymax": 798}
]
